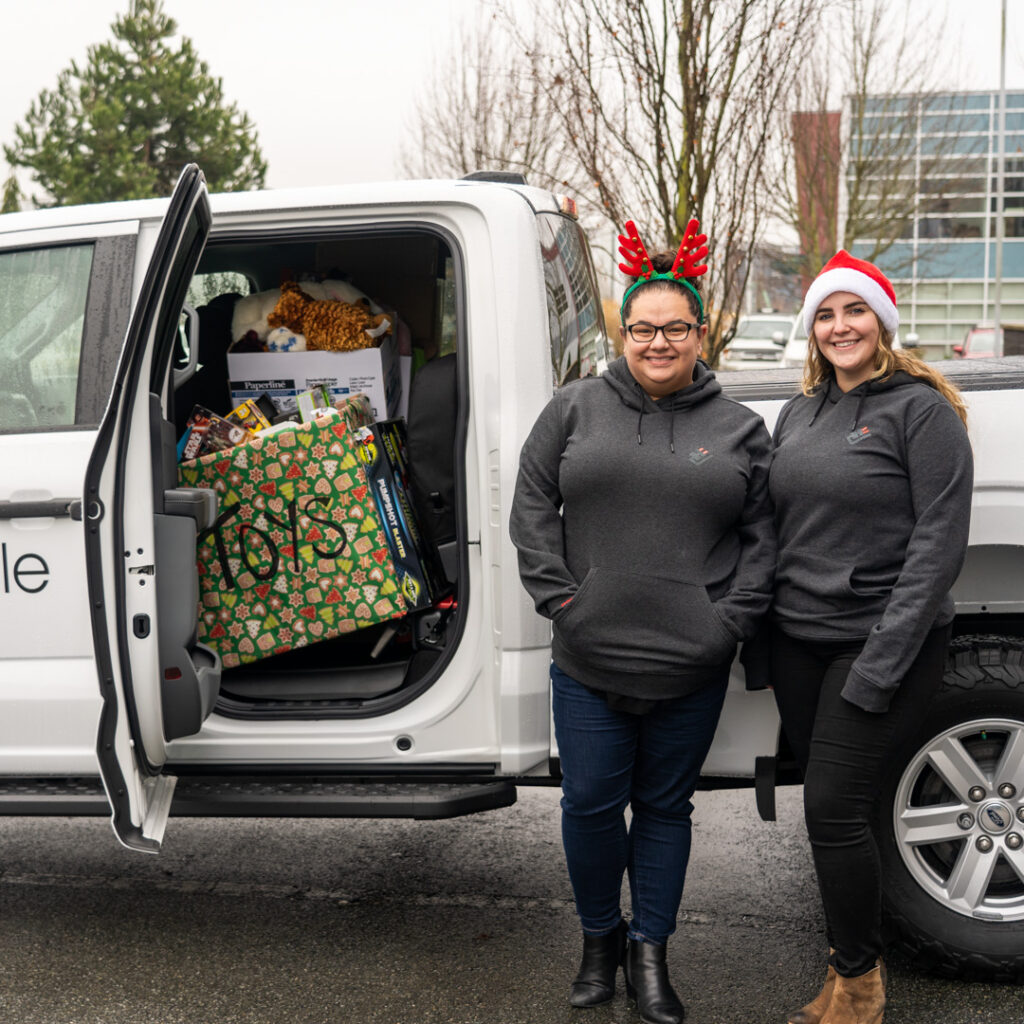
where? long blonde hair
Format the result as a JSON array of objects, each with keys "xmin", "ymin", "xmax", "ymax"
[{"xmin": 802, "ymin": 321, "xmax": 968, "ymax": 426}]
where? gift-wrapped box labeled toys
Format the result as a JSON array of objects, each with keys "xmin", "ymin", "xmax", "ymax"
[{"xmin": 178, "ymin": 399, "xmax": 404, "ymax": 668}]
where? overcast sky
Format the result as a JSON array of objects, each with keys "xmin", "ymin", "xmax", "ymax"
[{"xmin": 1, "ymin": 0, "xmax": 1022, "ymax": 196}]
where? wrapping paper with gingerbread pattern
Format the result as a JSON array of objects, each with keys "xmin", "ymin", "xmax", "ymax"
[{"xmin": 178, "ymin": 410, "xmax": 406, "ymax": 667}]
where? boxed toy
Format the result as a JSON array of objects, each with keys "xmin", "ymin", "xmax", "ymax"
[
  {"xmin": 224, "ymin": 394, "xmax": 276, "ymax": 433},
  {"xmin": 353, "ymin": 419, "xmax": 448, "ymax": 611},
  {"xmin": 227, "ymin": 333, "xmax": 401, "ymax": 422},
  {"xmin": 177, "ymin": 408, "xmax": 407, "ymax": 668},
  {"xmin": 179, "ymin": 406, "xmax": 252, "ymax": 461}
]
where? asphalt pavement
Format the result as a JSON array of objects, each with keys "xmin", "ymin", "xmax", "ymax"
[{"xmin": 0, "ymin": 786, "xmax": 1016, "ymax": 1023}]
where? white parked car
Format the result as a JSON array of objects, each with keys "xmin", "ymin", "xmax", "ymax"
[{"xmin": 719, "ymin": 313, "xmax": 794, "ymax": 370}]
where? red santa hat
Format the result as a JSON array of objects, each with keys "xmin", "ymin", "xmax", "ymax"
[{"xmin": 802, "ymin": 250, "xmax": 899, "ymax": 336}]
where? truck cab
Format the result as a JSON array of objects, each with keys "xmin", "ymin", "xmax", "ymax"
[{"xmin": 0, "ymin": 168, "xmax": 779, "ymax": 838}]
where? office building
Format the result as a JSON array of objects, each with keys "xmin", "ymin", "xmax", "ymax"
[{"xmin": 847, "ymin": 90, "xmax": 1024, "ymax": 346}]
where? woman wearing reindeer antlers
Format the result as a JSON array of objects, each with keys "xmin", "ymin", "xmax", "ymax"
[{"xmin": 510, "ymin": 219, "xmax": 775, "ymax": 1024}]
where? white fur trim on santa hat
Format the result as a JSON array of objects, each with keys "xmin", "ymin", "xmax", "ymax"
[{"xmin": 803, "ymin": 268, "xmax": 899, "ymax": 336}]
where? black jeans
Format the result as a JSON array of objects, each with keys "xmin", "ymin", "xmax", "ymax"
[{"xmin": 771, "ymin": 624, "xmax": 949, "ymax": 977}]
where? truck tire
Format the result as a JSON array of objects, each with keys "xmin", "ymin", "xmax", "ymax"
[{"xmin": 875, "ymin": 634, "xmax": 1024, "ymax": 979}]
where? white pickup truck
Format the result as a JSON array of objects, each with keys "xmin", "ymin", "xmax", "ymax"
[{"xmin": 0, "ymin": 167, "xmax": 1021, "ymax": 979}]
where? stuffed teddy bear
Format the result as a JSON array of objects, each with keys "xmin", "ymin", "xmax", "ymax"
[
  {"xmin": 231, "ymin": 280, "xmax": 383, "ymax": 344},
  {"xmin": 266, "ymin": 282, "xmax": 392, "ymax": 352}
]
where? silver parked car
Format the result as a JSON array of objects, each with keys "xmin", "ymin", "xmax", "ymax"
[{"xmin": 719, "ymin": 313, "xmax": 794, "ymax": 370}]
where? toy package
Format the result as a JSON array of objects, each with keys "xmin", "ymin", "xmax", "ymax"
[
  {"xmin": 179, "ymin": 406, "xmax": 252, "ymax": 461},
  {"xmin": 354, "ymin": 419, "xmax": 448, "ymax": 611},
  {"xmin": 178, "ymin": 392, "xmax": 375, "ymax": 466},
  {"xmin": 296, "ymin": 385, "xmax": 333, "ymax": 424},
  {"xmin": 224, "ymin": 394, "xmax": 276, "ymax": 433}
]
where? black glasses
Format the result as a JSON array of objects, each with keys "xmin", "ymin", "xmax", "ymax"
[{"xmin": 625, "ymin": 320, "xmax": 699, "ymax": 343}]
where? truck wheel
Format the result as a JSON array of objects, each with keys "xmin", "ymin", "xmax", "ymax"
[{"xmin": 876, "ymin": 634, "xmax": 1024, "ymax": 979}]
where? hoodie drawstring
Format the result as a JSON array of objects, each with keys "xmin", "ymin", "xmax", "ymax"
[
  {"xmin": 633, "ymin": 383, "xmax": 677, "ymax": 452},
  {"xmin": 851, "ymin": 391, "xmax": 867, "ymax": 432},
  {"xmin": 606, "ymin": 357, "xmax": 720, "ymax": 454},
  {"xmin": 808, "ymin": 389, "xmax": 829, "ymax": 426},
  {"xmin": 807, "ymin": 381, "xmax": 869, "ymax": 430}
]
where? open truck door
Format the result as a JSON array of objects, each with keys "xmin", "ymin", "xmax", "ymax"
[{"xmin": 85, "ymin": 165, "xmax": 214, "ymax": 851}]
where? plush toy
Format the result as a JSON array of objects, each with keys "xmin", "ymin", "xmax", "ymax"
[
  {"xmin": 309, "ymin": 279, "xmax": 380, "ymax": 308},
  {"xmin": 231, "ymin": 279, "xmax": 401, "ymax": 351},
  {"xmin": 266, "ymin": 282, "xmax": 392, "ymax": 352},
  {"xmin": 266, "ymin": 326, "xmax": 307, "ymax": 352},
  {"xmin": 231, "ymin": 289, "xmax": 281, "ymax": 343}
]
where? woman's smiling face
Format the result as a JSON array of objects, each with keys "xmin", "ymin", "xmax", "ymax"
[
  {"xmin": 811, "ymin": 290, "xmax": 881, "ymax": 391},
  {"xmin": 621, "ymin": 288, "xmax": 706, "ymax": 398}
]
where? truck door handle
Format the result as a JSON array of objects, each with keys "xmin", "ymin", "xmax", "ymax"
[{"xmin": 0, "ymin": 498, "xmax": 85, "ymax": 521}]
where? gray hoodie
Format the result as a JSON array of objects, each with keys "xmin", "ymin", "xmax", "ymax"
[
  {"xmin": 509, "ymin": 357, "xmax": 775, "ymax": 700},
  {"xmin": 770, "ymin": 371, "xmax": 974, "ymax": 712}
]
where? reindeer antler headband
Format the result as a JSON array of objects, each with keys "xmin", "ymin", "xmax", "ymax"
[{"xmin": 618, "ymin": 218, "xmax": 709, "ymax": 324}]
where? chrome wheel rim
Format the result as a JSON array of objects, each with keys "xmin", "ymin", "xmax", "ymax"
[{"xmin": 893, "ymin": 717, "xmax": 1024, "ymax": 921}]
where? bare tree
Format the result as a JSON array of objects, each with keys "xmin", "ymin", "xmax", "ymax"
[
  {"xmin": 486, "ymin": 0, "xmax": 824, "ymax": 362},
  {"xmin": 405, "ymin": 1, "xmax": 833, "ymax": 362},
  {"xmin": 399, "ymin": 16, "xmax": 566, "ymax": 184},
  {"xmin": 775, "ymin": 0, "xmax": 976, "ymax": 286}
]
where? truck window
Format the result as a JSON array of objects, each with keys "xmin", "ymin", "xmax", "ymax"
[
  {"xmin": 186, "ymin": 271, "xmax": 251, "ymax": 309},
  {"xmin": 0, "ymin": 244, "xmax": 93, "ymax": 430},
  {"xmin": 536, "ymin": 213, "xmax": 608, "ymax": 387}
]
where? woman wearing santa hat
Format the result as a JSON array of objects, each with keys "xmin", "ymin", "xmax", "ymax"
[{"xmin": 769, "ymin": 251, "xmax": 973, "ymax": 1024}]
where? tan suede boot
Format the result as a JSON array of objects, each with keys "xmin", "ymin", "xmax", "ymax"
[
  {"xmin": 819, "ymin": 964, "xmax": 885, "ymax": 1024},
  {"xmin": 787, "ymin": 959, "xmax": 836, "ymax": 1024},
  {"xmin": 788, "ymin": 955, "xmax": 885, "ymax": 1024}
]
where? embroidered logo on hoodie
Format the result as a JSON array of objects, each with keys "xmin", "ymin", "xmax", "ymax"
[
  {"xmin": 689, "ymin": 446, "xmax": 712, "ymax": 464},
  {"xmin": 846, "ymin": 426, "xmax": 871, "ymax": 445}
]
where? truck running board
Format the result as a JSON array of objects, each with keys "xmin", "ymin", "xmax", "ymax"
[{"xmin": 0, "ymin": 777, "xmax": 517, "ymax": 820}]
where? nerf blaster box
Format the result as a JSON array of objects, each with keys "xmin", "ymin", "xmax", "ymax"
[{"xmin": 354, "ymin": 419, "xmax": 448, "ymax": 611}]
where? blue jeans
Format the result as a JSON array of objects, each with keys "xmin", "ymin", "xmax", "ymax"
[{"xmin": 551, "ymin": 662, "xmax": 728, "ymax": 944}]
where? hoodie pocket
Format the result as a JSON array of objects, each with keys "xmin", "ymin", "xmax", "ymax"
[
  {"xmin": 554, "ymin": 567, "xmax": 736, "ymax": 669},
  {"xmin": 848, "ymin": 565, "xmax": 900, "ymax": 600}
]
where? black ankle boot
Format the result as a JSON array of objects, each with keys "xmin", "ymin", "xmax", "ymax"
[
  {"xmin": 624, "ymin": 938, "xmax": 685, "ymax": 1024},
  {"xmin": 569, "ymin": 920, "xmax": 628, "ymax": 1007}
]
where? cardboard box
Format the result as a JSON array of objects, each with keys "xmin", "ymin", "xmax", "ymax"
[
  {"xmin": 228, "ymin": 333, "xmax": 401, "ymax": 422},
  {"xmin": 177, "ymin": 407, "xmax": 407, "ymax": 668},
  {"xmin": 353, "ymin": 419, "xmax": 448, "ymax": 611}
]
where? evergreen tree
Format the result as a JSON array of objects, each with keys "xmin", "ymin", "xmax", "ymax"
[
  {"xmin": 4, "ymin": 0, "xmax": 267, "ymax": 207},
  {"xmin": 1, "ymin": 175, "xmax": 22, "ymax": 214}
]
